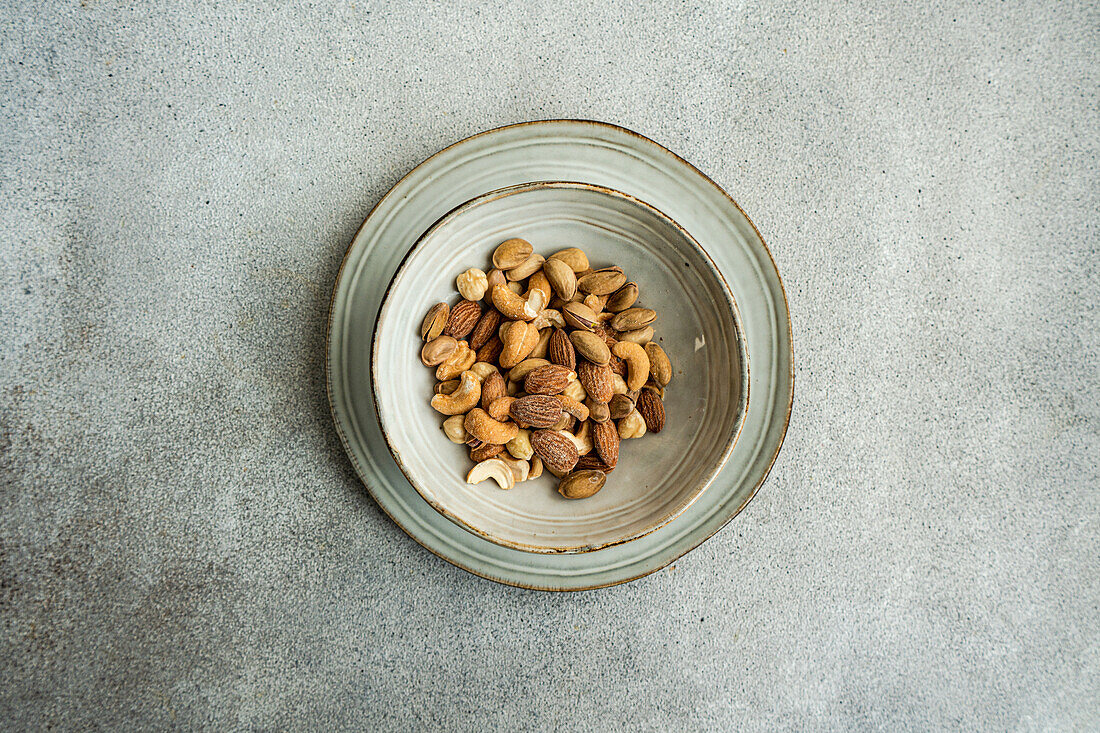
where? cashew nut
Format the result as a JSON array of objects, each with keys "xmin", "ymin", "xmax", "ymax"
[
  {"xmin": 555, "ymin": 426, "xmax": 592, "ymax": 456},
  {"xmin": 430, "ymin": 371, "xmax": 482, "ymax": 415},
  {"xmin": 611, "ymin": 341, "xmax": 651, "ymax": 391},
  {"xmin": 464, "ymin": 407, "xmax": 520, "ymax": 444},
  {"xmin": 556, "ymin": 394, "xmax": 589, "ymax": 421},
  {"xmin": 442, "ymin": 415, "xmax": 468, "ymax": 443},
  {"xmin": 498, "ymin": 454, "xmax": 531, "ymax": 482},
  {"xmin": 468, "ymin": 361, "xmax": 499, "ymax": 381},
  {"xmin": 561, "ymin": 378, "xmax": 587, "ymax": 403},
  {"xmin": 540, "ymin": 309, "xmax": 566, "ymax": 329},
  {"xmin": 506, "ymin": 428, "xmax": 533, "ymax": 460},
  {"xmin": 610, "ymin": 373, "xmax": 628, "ymax": 395},
  {"xmin": 491, "ymin": 284, "xmax": 539, "ymax": 321},
  {"xmin": 529, "ymin": 327, "xmax": 552, "ymax": 359},
  {"xmin": 526, "ymin": 270, "xmax": 552, "ymax": 303},
  {"xmin": 617, "ymin": 409, "xmax": 647, "ymax": 439},
  {"xmin": 466, "ymin": 458, "xmax": 515, "ymax": 490},
  {"xmin": 499, "ymin": 321, "xmax": 540, "ymax": 369},
  {"xmin": 487, "ymin": 396, "xmax": 515, "ymax": 421},
  {"xmin": 528, "ymin": 455, "xmax": 544, "ymax": 480},
  {"xmin": 456, "ymin": 268, "xmax": 488, "ymax": 301},
  {"xmin": 435, "ymin": 340, "xmax": 475, "ymax": 380}
]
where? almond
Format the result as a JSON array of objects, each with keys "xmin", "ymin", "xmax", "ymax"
[
  {"xmin": 531, "ymin": 429, "xmax": 580, "ymax": 476},
  {"xmin": 547, "ymin": 327, "xmax": 576, "ymax": 369},
  {"xmin": 469, "ymin": 308, "xmax": 503, "ymax": 350},
  {"xmin": 557, "ymin": 469, "xmax": 606, "ymax": 499},
  {"xmin": 576, "ymin": 361, "xmax": 613, "ymax": 403},
  {"xmin": 608, "ymin": 354, "xmax": 627, "ymax": 377},
  {"xmin": 524, "ymin": 364, "xmax": 574, "ymax": 395},
  {"xmin": 592, "ymin": 324, "xmax": 618, "ymax": 349},
  {"xmin": 509, "ymin": 395, "xmax": 564, "ymax": 428},
  {"xmin": 480, "ymin": 371, "xmax": 507, "ymax": 410},
  {"xmin": 470, "ymin": 442, "xmax": 504, "ymax": 462},
  {"xmin": 636, "ymin": 388, "xmax": 665, "ymax": 433},
  {"xmin": 591, "ymin": 420, "xmax": 619, "ymax": 467},
  {"xmin": 475, "ymin": 335, "xmax": 503, "ymax": 364},
  {"xmin": 444, "ymin": 299, "xmax": 482, "ymax": 338},
  {"xmin": 575, "ymin": 453, "xmax": 616, "ymax": 473}
]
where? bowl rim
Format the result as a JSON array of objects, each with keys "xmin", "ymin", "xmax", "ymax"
[{"xmin": 371, "ymin": 180, "xmax": 751, "ymax": 553}]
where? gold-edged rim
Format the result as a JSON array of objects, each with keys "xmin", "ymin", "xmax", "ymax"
[
  {"xmin": 325, "ymin": 119, "xmax": 794, "ymax": 591},
  {"xmin": 370, "ymin": 180, "xmax": 751, "ymax": 554}
]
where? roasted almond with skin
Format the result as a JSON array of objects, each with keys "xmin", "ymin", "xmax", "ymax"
[
  {"xmin": 605, "ymin": 282, "xmax": 638, "ymax": 312},
  {"xmin": 524, "ymin": 364, "xmax": 575, "ymax": 395},
  {"xmin": 480, "ymin": 371, "xmax": 507, "ymax": 410},
  {"xmin": 547, "ymin": 328, "xmax": 576, "ymax": 369},
  {"xmin": 591, "ymin": 419, "xmax": 620, "ymax": 467},
  {"xmin": 420, "ymin": 302, "xmax": 450, "ymax": 341},
  {"xmin": 610, "ymin": 307, "xmax": 656, "ymax": 332},
  {"xmin": 470, "ymin": 442, "xmax": 504, "ymax": 462},
  {"xmin": 468, "ymin": 308, "xmax": 503, "ymax": 350},
  {"xmin": 570, "ymin": 331, "xmax": 611, "ymax": 366},
  {"xmin": 558, "ymin": 469, "xmax": 606, "ymax": 499},
  {"xmin": 531, "ymin": 429, "xmax": 580, "ymax": 477},
  {"xmin": 592, "ymin": 324, "xmax": 618, "ymax": 349},
  {"xmin": 636, "ymin": 388, "xmax": 665, "ymax": 433},
  {"xmin": 575, "ymin": 454, "xmax": 616, "ymax": 473},
  {"xmin": 576, "ymin": 361, "xmax": 614, "ymax": 403},
  {"xmin": 444, "ymin": 299, "xmax": 482, "ymax": 338},
  {"xmin": 509, "ymin": 395, "xmax": 564, "ymax": 428},
  {"xmin": 492, "ymin": 238, "xmax": 533, "ymax": 270},
  {"xmin": 475, "ymin": 335, "xmax": 503, "ymax": 364}
]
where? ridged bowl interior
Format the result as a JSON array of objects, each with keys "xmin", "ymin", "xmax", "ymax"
[{"xmin": 373, "ymin": 182, "xmax": 747, "ymax": 553}]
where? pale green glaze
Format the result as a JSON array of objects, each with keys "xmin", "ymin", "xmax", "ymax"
[{"xmin": 327, "ymin": 120, "xmax": 793, "ymax": 590}]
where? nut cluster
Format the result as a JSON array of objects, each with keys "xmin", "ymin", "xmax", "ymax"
[{"xmin": 420, "ymin": 238, "xmax": 672, "ymax": 499}]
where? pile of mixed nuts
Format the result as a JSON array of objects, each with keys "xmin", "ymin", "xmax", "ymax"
[{"xmin": 419, "ymin": 238, "xmax": 672, "ymax": 500}]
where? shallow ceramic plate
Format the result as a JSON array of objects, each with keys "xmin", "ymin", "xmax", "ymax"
[
  {"xmin": 373, "ymin": 182, "xmax": 749, "ymax": 553},
  {"xmin": 327, "ymin": 120, "xmax": 793, "ymax": 590}
]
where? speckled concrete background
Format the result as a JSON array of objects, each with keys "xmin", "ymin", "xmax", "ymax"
[{"xmin": 1, "ymin": 0, "xmax": 1097, "ymax": 729}]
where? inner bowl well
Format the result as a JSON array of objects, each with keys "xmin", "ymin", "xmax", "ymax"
[{"xmin": 372, "ymin": 182, "xmax": 748, "ymax": 553}]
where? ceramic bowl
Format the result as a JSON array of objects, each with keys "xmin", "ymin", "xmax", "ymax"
[{"xmin": 372, "ymin": 181, "xmax": 748, "ymax": 553}]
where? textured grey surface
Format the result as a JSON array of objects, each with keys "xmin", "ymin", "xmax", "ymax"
[{"xmin": 1, "ymin": 0, "xmax": 1097, "ymax": 729}]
